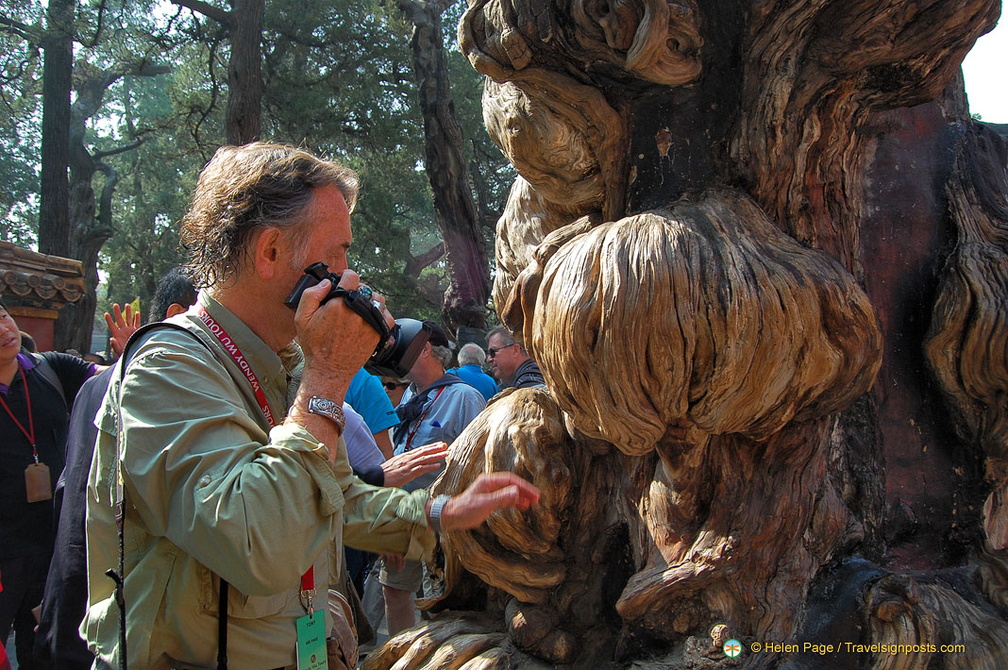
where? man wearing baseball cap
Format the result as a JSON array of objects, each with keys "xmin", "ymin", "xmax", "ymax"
[{"xmin": 381, "ymin": 319, "xmax": 486, "ymax": 635}]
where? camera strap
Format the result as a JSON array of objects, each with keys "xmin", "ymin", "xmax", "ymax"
[
  {"xmin": 332, "ymin": 287, "xmax": 392, "ymax": 354},
  {"xmin": 196, "ymin": 306, "xmax": 277, "ymax": 426}
]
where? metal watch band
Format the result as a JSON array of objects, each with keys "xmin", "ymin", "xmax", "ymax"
[
  {"xmin": 429, "ymin": 494, "xmax": 451, "ymax": 534},
  {"xmin": 307, "ymin": 396, "xmax": 346, "ymax": 433}
]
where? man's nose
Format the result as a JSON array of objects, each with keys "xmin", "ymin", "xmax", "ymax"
[{"xmin": 329, "ymin": 256, "xmax": 349, "ymax": 274}]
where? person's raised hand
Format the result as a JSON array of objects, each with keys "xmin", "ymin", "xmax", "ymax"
[
  {"xmin": 381, "ymin": 441, "xmax": 449, "ymax": 488},
  {"xmin": 435, "ymin": 471, "xmax": 540, "ymax": 533},
  {"xmin": 105, "ymin": 303, "xmax": 141, "ymax": 359}
]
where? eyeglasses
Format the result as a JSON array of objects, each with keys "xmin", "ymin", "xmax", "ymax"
[
  {"xmin": 383, "ymin": 381, "xmax": 409, "ymax": 390},
  {"xmin": 487, "ymin": 343, "xmax": 516, "ymax": 359}
]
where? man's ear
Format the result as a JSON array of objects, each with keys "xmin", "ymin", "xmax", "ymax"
[
  {"xmin": 165, "ymin": 303, "xmax": 188, "ymax": 319},
  {"xmin": 253, "ymin": 227, "xmax": 283, "ymax": 280}
]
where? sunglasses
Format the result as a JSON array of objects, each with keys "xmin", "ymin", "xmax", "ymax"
[
  {"xmin": 383, "ymin": 381, "xmax": 409, "ymax": 390},
  {"xmin": 487, "ymin": 343, "xmax": 516, "ymax": 358}
]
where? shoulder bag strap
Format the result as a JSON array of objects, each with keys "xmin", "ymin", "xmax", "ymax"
[
  {"xmin": 109, "ymin": 323, "xmax": 232, "ymax": 670},
  {"xmin": 28, "ymin": 352, "xmax": 67, "ymax": 408}
]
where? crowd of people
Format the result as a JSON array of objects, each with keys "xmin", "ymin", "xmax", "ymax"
[{"xmin": 0, "ymin": 142, "xmax": 545, "ymax": 670}]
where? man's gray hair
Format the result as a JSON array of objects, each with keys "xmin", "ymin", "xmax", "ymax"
[
  {"xmin": 487, "ymin": 325, "xmax": 517, "ymax": 347},
  {"xmin": 457, "ymin": 342, "xmax": 486, "ymax": 366},
  {"xmin": 431, "ymin": 345, "xmax": 454, "ymax": 368}
]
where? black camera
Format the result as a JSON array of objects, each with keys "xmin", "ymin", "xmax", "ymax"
[{"xmin": 284, "ymin": 262, "xmax": 430, "ymax": 377}]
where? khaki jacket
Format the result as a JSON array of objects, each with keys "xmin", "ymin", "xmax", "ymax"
[{"xmin": 83, "ymin": 292, "xmax": 434, "ymax": 669}]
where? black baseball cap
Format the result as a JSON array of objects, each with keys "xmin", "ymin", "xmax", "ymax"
[{"xmin": 423, "ymin": 320, "xmax": 450, "ymax": 347}]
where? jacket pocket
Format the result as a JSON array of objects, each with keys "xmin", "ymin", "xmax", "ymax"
[{"xmin": 198, "ymin": 562, "xmax": 291, "ymax": 619}]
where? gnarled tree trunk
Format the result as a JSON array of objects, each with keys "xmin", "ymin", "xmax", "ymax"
[
  {"xmin": 38, "ymin": 0, "xmax": 74, "ymax": 260},
  {"xmin": 399, "ymin": 0, "xmax": 490, "ymax": 332},
  {"xmin": 55, "ymin": 60, "xmax": 168, "ymax": 353},
  {"xmin": 365, "ymin": 1, "xmax": 1008, "ymax": 668}
]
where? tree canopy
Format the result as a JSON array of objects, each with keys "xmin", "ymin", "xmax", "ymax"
[{"xmin": 0, "ymin": 0, "xmax": 513, "ymax": 351}]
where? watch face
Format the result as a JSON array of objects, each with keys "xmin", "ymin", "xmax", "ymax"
[
  {"xmin": 307, "ymin": 396, "xmax": 344, "ymax": 430},
  {"xmin": 311, "ymin": 396, "xmax": 338, "ymax": 413}
]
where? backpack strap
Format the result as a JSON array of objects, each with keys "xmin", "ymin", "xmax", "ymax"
[
  {"xmin": 117, "ymin": 322, "xmax": 209, "ymax": 379},
  {"xmin": 108, "ymin": 322, "xmax": 232, "ymax": 670},
  {"xmin": 27, "ymin": 352, "xmax": 67, "ymax": 409}
]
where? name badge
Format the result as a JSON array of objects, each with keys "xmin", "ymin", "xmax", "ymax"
[
  {"xmin": 25, "ymin": 462, "xmax": 52, "ymax": 502},
  {"xmin": 295, "ymin": 610, "xmax": 328, "ymax": 670}
]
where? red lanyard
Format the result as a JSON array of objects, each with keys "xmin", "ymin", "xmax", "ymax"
[
  {"xmin": 300, "ymin": 570, "xmax": 315, "ymax": 612},
  {"xmin": 196, "ymin": 306, "xmax": 276, "ymax": 427},
  {"xmin": 196, "ymin": 306, "xmax": 314, "ymax": 603},
  {"xmin": 404, "ymin": 386, "xmax": 446, "ymax": 452},
  {"xmin": 0, "ymin": 365, "xmax": 39, "ymax": 460}
]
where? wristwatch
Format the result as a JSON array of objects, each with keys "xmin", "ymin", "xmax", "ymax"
[
  {"xmin": 307, "ymin": 396, "xmax": 346, "ymax": 433},
  {"xmin": 429, "ymin": 494, "xmax": 451, "ymax": 534}
]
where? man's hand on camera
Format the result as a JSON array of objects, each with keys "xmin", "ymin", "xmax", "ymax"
[
  {"xmin": 295, "ymin": 272, "xmax": 382, "ymax": 379},
  {"xmin": 429, "ymin": 472, "xmax": 541, "ymax": 533}
]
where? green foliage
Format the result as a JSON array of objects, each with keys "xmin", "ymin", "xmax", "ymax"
[
  {"xmin": 261, "ymin": 0, "xmax": 450, "ymax": 320},
  {"xmin": 1, "ymin": 0, "xmax": 512, "ymax": 326},
  {"xmin": 0, "ymin": 0, "xmax": 44, "ymax": 245},
  {"xmin": 99, "ymin": 75, "xmax": 201, "ymax": 313}
]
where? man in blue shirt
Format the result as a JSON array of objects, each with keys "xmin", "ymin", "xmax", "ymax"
[
  {"xmin": 346, "ymin": 368, "xmax": 398, "ymax": 457},
  {"xmin": 448, "ymin": 342, "xmax": 498, "ymax": 401}
]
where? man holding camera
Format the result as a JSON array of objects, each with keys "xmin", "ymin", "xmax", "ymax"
[{"xmin": 83, "ymin": 142, "xmax": 539, "ymax": 670}]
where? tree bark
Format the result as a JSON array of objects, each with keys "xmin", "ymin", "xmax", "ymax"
[
  {"xmin": 38, "ymin": 0, "xmax": 74, "ymax": 259},
  {"xmin": 225, "ymin": 0, "xmax": 263, "ymax": 144},
  {"xmin": 364, "ymin": 1, "xmax": 1008, "ymax": 668},
  {"xmin": 398, "ymin": 0, "xmax": 490, "ymax": 332},
  {"xmin": 171, "ymin": 0, "xmax": 264, "ymax": 145}
]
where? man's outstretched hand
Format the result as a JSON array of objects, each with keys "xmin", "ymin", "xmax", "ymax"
[
  {"xmin": 381, "ymin": 441, "xmax": 449, "ymax": 489},
  {"xmin": 434, "ymin": 471, "xmax": 540, "ymax": 533}
]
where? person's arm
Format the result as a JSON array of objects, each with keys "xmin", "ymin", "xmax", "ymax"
[
  {"xmin": 43, "ymin": 351, "xmax": 102, "ymax": 399},
  {"xmin": 285, "ymin": 274, "xmax": 386, "ymax": 462},
  {"xmin": 372, "ymin": 429, "xmax": 394, "ymax": 459},
  {"xmin": 380, "ymin": 441, "xmax": 448, "ymax": 488},
  {"xmin": 296, "ymin": 277, "xmax": 539, "ymax": 555}
]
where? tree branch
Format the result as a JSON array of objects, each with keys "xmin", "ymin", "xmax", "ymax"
[
  {"xmin": 93, "ymin": 138, "xmax": 145, "ymax": 161},
  {"xmin": 78, "ymin": 0, "xmax": 110, "ymax": 48},
  {"xmin": 0, "ymin": 15, "xmax": 40, "ymax": 42},
  {"xmin": 405, "ymin": 242, "xmax": 445, "ymax": 278},
  {"xmin": 170, "ymin": 0, "xmax": 233, "ymax": 28}
]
